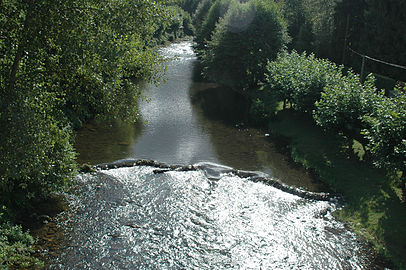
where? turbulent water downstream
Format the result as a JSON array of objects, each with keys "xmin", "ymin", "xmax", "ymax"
[{"xmin": 43, "ymin": 41, "xmax": 382, "ymax": 269}]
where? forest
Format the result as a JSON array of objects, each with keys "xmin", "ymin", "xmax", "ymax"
[{"xmin": 1, "ymin": 0, "xmax": 405, "ymax": 268}]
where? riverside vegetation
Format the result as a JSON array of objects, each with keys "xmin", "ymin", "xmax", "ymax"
[
  {"xmin": 191, "ymin": 0, "xmax": 406, "ymax": 268},
  {"xmin": 0, "ymin": 0, "xmax": 194, "ymax": 268},
  {"xmin": 1, "ymin": 0, "xmax": 405, "ymax": 268}
]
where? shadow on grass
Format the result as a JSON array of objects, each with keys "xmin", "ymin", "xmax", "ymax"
[{"xmin": 268, "ymin": 109, "xmax": 406, "ymax": 268}]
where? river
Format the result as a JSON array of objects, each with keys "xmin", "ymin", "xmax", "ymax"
[{"xmin": 42, "ymin": 41, "xmax": 382, "ymax": 269}]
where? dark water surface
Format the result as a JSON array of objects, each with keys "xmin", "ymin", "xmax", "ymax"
[{"xmin": 48, "ymin": 41, "xmax": 384, "ymax": 269}]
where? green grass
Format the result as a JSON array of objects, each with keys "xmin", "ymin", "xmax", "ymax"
[{"xmin": 267, "ymin": 109, "xmax": 406, "ymax": 269}]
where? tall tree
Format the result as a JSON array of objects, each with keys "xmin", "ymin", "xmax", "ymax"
[
  {"xmin": 201, "ymin": 0, "xmax": 288, "ymax": 90},
  {"xmin": 0, "ymin": 0, "xmax": 169, "ymax": 206}
]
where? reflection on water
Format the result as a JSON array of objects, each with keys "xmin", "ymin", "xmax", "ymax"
[
  {"xmin": 75, "ymin": 41, "xmax": 324, "ymax": 191},
  {"xmin": 63, "ymin": 41, "xmax": 385, "ymax": 269},
  {"xmin": 49, "ymin": 167, "xmax": 376, "ymax": 269},
  {"xmin": 74, "ymin": 120, "xmax": 143, "ymax": 165}
]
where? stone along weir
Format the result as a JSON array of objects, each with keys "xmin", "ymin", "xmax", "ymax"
[
  {"xmin": 45, "ymin": 41, "xmax": 383, "ymax": 269},
  {"xmin": 49, "ymin": 161, "xmax": 376, "ymax": 269}
]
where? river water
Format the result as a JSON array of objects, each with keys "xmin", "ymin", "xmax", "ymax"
[
  {"xmin": 45, "ymin": 41, "xmax": 382, "ymax": 269},
  {"xmin": 75, "ymin": 41, "xmax": 325, "ymax": 192}
]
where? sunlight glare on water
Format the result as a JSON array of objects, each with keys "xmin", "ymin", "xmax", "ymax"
[{"xmin": 50, "ymin": 166, "xmax": 371, "ymax": 269}]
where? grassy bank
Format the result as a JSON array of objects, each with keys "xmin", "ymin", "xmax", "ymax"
[{"xmin": 266, "ymin": 109, "xmax": 406, "ymax": 268}]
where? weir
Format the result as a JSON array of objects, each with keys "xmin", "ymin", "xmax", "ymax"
[{"xmin": 51, "ymin": 41, "xmax": 383, "ymax": 269}]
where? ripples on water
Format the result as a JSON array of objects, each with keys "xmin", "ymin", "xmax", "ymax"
[
  {"xmin": 50, "ymin": 167, "xmax": 372, "ymax": 269},
  {"xmin": 64, "ymin": 42, "xmax": 382, "ymax": 269}
]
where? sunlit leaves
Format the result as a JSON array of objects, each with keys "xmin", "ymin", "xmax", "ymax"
[
  {"xmin": 266, "ymin": 50, "xmax": 342, "ymax": 113},
  {"xmin": 0, "ymin": 0, "xmax": 171, "ymax": 206}
]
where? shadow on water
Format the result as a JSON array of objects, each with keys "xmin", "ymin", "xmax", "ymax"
[
  {"xmin": 189, "ymin": 85, "xmax": 328, "ymax": 192},
  {"xmin": 74, "ymin": 120, "xmax": 144, "ymax": 165},
  {"xmin": 190, "ymin": 86, "xmax": 250, "ymax": 125}
]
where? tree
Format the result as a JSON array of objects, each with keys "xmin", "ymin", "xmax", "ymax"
[
  {"xmin": 201, "ymin": 0, "xmax": 288, "ymax": 90},
  {"xmin": 193, "ymin": 0, "xmax": 213, "ymax": 33},
  {"xmin": 281, "ymin": 0, "xmax": 313, "ymax": 53},
  {"xmin": 265, "ymin": 51, "xmax": 342, "ymax": 112},
  {"xmin": 314, "ymin": 73, "xmax": 379, "ymax": 141},
  {"xmin": 194, "ymin": 0, "xmax": 234, "ymax": 54},
  {"xmin": 362, "ymin": 86, "xmax": 406, "ymax": 201},
  {"xmin": 0, "ymin": 0, "xmax": 169, "ymax": 206}
]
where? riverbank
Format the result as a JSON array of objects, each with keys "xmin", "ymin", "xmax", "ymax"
[{"xmin": 264, "ymin": 109, "xmax": 406, "ymax": 268}]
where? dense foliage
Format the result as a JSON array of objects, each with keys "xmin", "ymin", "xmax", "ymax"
[
  {"xmin": 362, "ymin": 86, "xmax": 406, "ymax": 199},
  {"xmin": 191, "ymin": 0, "xmax": 405, "ymax": 265},
  {"xmin": 265, "ymin": 51, "xmax": 341, "ymax": 113},
  {"xmin": 1, "ymin": 0, "xmax": 184, "ymax": 265},
  {"xmin": 255, "ymin": 50, "xmax": 406, "ymax": 201},
  {"xmin": 314, "ymin": 73, "xmax": 380, "ymax": 138},
  {"xmin": 0, "ymin": 0, "xmax": 172, "ymax": 207},
  {"xmin": 194, "ymin": 0, "xmax": 233, "ymax": 53},
  {"xmin": 0, "ymin": 207, "xmax": 42, "ymax": 268},
  {"xmin": 197, "ymin": 0, "xmax": 288, "ymax": 90}
]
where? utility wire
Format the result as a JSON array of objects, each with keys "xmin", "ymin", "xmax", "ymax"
[{"xmin": 348, "ymin": 47, "xmax": 406, "ymax": 71}]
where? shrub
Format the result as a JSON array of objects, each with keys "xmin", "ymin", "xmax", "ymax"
[
  {"xmin": 362, "ymin": 86, "xmax": 406, "ymax": 199},
  {"xmin": 314, "ymin": 73, "xmax": 381, "ymax": 138},
  {"xmin": 265, "ymin": 51, "xmax": 342, "ymax": 112},
  {"xmin": 0, "ymin": 206, "xmax": 43, "ymax": 269}
]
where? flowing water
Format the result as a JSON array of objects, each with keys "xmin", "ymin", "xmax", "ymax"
[
  {"xmin": 49, "ymin": 167, "xmax": 376, "ymax": 269},
  {"xmin": 75, "ymin": 41, "xmax": 325, "ymax": 192},
  {"xmin": 44, "ymin": 41, "xmax": 384, "ymax": 269}
]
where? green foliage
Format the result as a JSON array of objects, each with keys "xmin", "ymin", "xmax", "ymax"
[
  {"xmin": 281, "ymin": 0, "xmax": 313, "ymax": 52},
  {"xmin": 265, "ymin": 51, "xmax": 342, "ymax": 112},
  {"xmin": 193, "ymin": 0, "xmax": 214, "ymax": 33},
  {"xmin": 0, "ymin": 0, "xmax": 172, "ymax": 206},
  {"xmin": 248, "ymin": 88, "xmax": 280, "ymax": 125},
  {"xmin": 154, "ymin": 5, "xmax": 194, "ymax": 43},
  {"xmin": 302, "ymin": 0, "xmax": 337, "ymax": 58},
  {"xmin": 334, "ymin": 0, "xmax": 406, "ymax": 81},
  {"xmin": 201, "ymin": 0, "xmax": 288, "ymax": 89},
  {"xmin": 178, "ymin": 0, "xmax": 201, "ymax": 14},
  {"xmin": 0, "ymin": 206, "xmax": 43, "ymax": 269},
  {"xmin": 0, "ymin": 89, "xmax": 77, "ymax": 206},
  {"xmin": 362, "ymin": 86, "xmax": 406, "ymax": 174},
  {"xmin": 314, "ymin": 73, "xmax": 381, "ymax": 137},
  {"xmin": 194, "ymin": 0, "xmax": 234, "ymax": 53}
]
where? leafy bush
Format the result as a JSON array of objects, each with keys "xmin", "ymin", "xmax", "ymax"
[
  {"xmin": 0, "ymin": 206, "xmax": 43, "ymax": 269},
  {"xmin": 265, "ymin": 51, "xmax": 342, "ymax": 112},
  {"xmin": 362, "ymin": 86, "xmax": 406, "ymax": 198},
  {"xmin": 314, "ymin": 73, "xmax": 381, "ymax": 137},
  {"xmin": 0, "ymin": 89, "xmax": 77, "ymax": 207}
]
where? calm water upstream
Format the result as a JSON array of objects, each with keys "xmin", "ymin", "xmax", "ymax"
[
  {"xmin": 75, "ymin": 41, "xmax": 324, "ymax": 191},
  {"xmin": 45, "ymin": 41, "xmax": 383, "ymax": 269}
]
